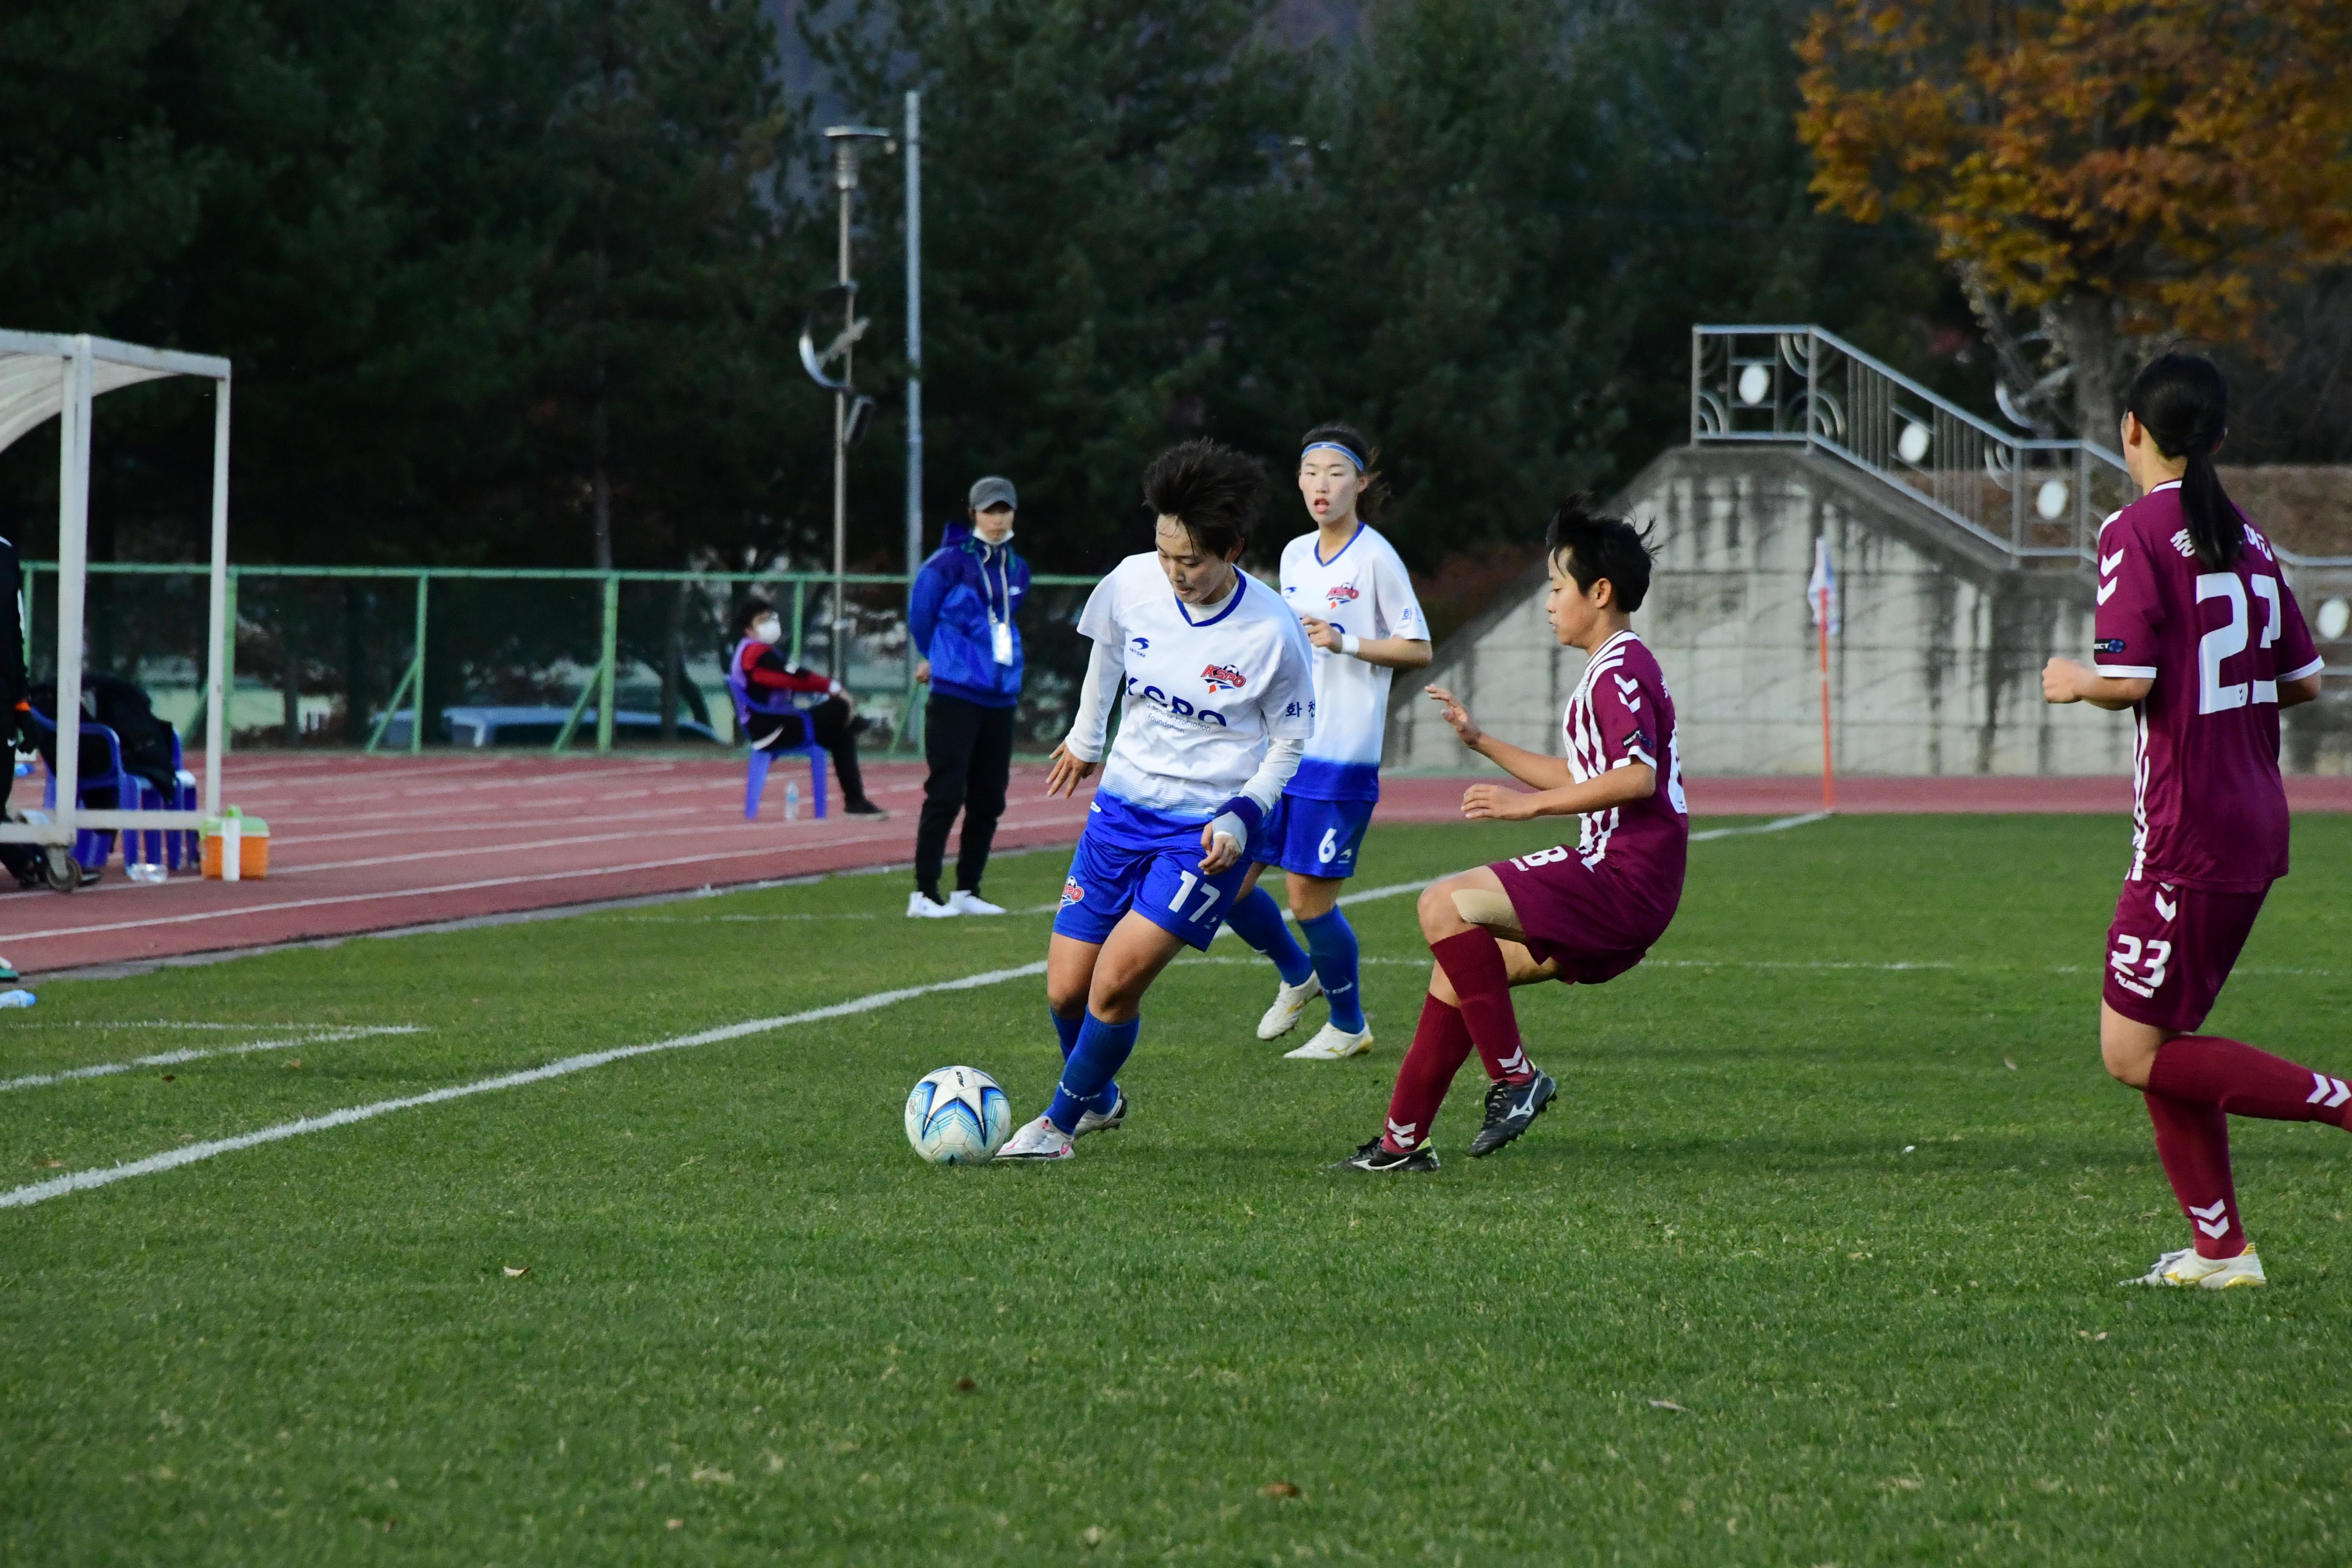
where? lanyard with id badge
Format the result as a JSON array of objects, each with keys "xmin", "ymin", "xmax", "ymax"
[{"xmin": 987, "ymin": 553, "xmax": 1015, "ymax": 665}]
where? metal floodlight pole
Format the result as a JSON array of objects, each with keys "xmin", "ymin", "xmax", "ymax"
[
  {"xmin": 904, "ymin": 90, "xmax": 923, "ymax": 698},
  {"xmin": 823, "ymin": 124, "xmax": 892, "ymax": 685}
]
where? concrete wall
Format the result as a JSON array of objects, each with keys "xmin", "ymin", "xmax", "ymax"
[{"xmin": 1389, "ymin": 446, "xmax": 2352, "ymax": 777}]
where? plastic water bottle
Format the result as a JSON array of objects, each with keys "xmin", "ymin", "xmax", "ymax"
[
  {"xmin": 0, "ymin": 990, "xmax": 35, "ymax": 1010},
  {"xmin": 128, "ymin": 863, "xmax": 168, "ymax": 884},
  {"xmin": 784, "ymin": 781, "xmax": 801, "ymax": 821}
]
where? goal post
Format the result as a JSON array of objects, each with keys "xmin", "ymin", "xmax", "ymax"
[{"xmin": 0, "ymin": 329, "xmax": 231, "ymax": 849}]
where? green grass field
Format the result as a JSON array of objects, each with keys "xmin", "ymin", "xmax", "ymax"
[{"xmin": 5, "ymin": 814, "xmax": 2351, "ymax": 1565}]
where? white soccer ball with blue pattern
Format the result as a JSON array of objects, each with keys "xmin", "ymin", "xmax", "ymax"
[{"xmin": 904, "ymin": 1065, "xmax": 1012, "ymax": 1164}]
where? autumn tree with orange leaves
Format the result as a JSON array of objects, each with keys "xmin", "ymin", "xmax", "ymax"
[{"xmin": 1797, "ymin": 0, "xmax": 2352, "ymax": 443}]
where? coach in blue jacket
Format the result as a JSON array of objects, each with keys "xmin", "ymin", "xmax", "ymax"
[{"xmin": 906, "ymin": 475, "xmax": 1030, "ymax": 918}]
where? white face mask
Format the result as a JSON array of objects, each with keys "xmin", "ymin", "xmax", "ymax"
[{"xmin": 751, "ymin": 617, "xmax": 783, "ymax": 645}]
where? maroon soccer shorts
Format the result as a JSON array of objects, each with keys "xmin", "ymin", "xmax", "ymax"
[
  {"xmin": 1488, "ymin": 848, "xmax": 1677, "ymax": 985},
  {"xmin": 2103, "ymin": 877, "xmax": 2269, "ymax": 1033}
]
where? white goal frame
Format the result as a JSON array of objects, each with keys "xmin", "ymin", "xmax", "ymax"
[{"xmin": 0, "ymin": 330, "xmax": 230, "ymax": 848}]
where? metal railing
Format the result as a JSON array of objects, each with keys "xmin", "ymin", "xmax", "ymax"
[
  {"xmin": 21, "ymin": 564, "xmax": 1100, "ymax": 759},
  {"xmin": 1692, "ymin": 324, "xmax": 2141, "ymax": 563}
]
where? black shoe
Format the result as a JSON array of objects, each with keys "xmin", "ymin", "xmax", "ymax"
[
  {"xmin": 1467, "ymin": 1069, "xmax": 1556, "ymax": 1157},
  {"xmin": 842, "ymin": 798, "xmax": 888, "ymax": 817},
  {"xmin": 1327, "ymin": 1137, "xmax": 1440, "ymax": 1173}
]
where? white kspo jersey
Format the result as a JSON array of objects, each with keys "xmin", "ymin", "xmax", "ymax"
[
  {"xmin": 1277, "ymin": 523, "xmax": 1426, "ymax": 800},
  {"xmin": 1078, "ymin": 553, "xmax": 1318, "ymax": 818}
]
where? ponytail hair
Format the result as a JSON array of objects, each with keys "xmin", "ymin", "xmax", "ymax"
[
  {"xmin": 2123, "ymin": 352, "xmax": 2238, "ymax": 570},
  {"xmin": 1298, "ymin": 421, "xmax": 1390, "ymax": 523}
]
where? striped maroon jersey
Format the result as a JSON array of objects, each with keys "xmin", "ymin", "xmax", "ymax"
[
  {"xmin": 1558, "ymin": 629, "xmax": 1688, "ymax": 914},
  {"xmin": 2092, "ymin": 482, "xmax": 2323, "ymax": 890}
]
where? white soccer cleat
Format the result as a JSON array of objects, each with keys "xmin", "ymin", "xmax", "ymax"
[
  {"xmin": 995, "ymin": 1116, "xmax": 1074, "ymax": 1162},
  {"xmin": 1284, "ymin": 1023, "xmax": 1375, "ymax": 1061},
  {"xmin": 1073, "ymin": 1089, "xmax": 1127, "ymax": 1138},
  {"xmin": 1256, "ymin": 974, "xmax": 1324, "ymax": 1040},
  {"xmin": 907, "ymin": 891, "xmax": 961, "ymax": 919},
  {"xmin": 2124, "ymin": 1245, "xmax": 2266, "ymax": 1290},
  {"xmin": 947, "ymin": 890, "xmax": 1007, "ymax": 915}
]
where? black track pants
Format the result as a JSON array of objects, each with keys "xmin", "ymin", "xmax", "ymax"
[{"xmin": 914, "ymin": 694, "xmax": 1015, "ymax": 899}]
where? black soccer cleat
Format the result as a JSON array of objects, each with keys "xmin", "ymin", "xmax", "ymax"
[
  {"xmin": 841, "ymin": 798, "xmax": 889, "ymax": 817},
  {"xmin": 1327, "ymin": 1137, "xmax": 1440, "ymax": 1173},
  {"xmin": 1467, "ymin": 1069, "xmax": 1557, "ymax": 1157}
]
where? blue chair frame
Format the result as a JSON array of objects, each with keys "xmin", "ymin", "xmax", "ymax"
[
  {"xmin": 25, "ymin": 706, "xmax": 133, "ymax": 870},
  {"xmin": 723, "ymin": 667, "xmax": 828, "ymax": 821}
]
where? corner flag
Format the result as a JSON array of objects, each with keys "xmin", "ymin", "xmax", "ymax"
[
  {"xmin": 1807, "ymin": 535, "xmax": 1839, "ymax": 635},
  {"xmin": 1807, "ymin": 536, "xmax": 1836, "ymax": 810}
]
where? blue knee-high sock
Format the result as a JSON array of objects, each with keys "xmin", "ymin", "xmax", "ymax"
[
  {"xmin": 1227, "ymin": 885, "xmax": 1315, "ymax": 986},
  {"xmin": 1050, "ymin": 1007, "xmax": 1118, "ymax": 1118},
  {"xmin": 1299, "ymin": 908, "xmax": 1364, "ymax": 1032},
  {"xmin": 1048, "ymin": 1012, "xmax": 1140, "ymax": 1132}
]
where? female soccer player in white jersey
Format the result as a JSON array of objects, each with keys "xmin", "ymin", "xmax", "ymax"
[
  {"xmin": 1333, "ymin": 499, "xmax": 1688, "ymax": 1171},
  {"xmin": 1226, "ymin": 424, "xmax": 1433, "ymax": 1060},
  {"xmin": 2042, "ymin": 352, "xmax": 2344, "ymax": 1289},
  {"xmin": 996, "ymin": 441, "xmax": 1319, "ymax": 1161}
]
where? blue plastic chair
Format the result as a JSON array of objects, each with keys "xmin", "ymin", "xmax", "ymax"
[
  {"xmin": 128, "ymin": 730, "xmax": 199, "ymax": 871},
  {"xmin": 26, "ymin": 706, "xmax": 135, "ymax": 870},
  {"xmin": 724, "ymin": 659, "xmax": 828, "ymax": 822}
]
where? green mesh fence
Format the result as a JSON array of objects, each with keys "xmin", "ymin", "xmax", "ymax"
[{"xmin": 25, "ymin": 566, "xmax": 1098, "ymax": 758}]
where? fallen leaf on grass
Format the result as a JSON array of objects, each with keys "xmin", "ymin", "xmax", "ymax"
[
  {"xmin": 1883, "ymin": 1477, "xmax": 1924, "ymax": 1492},
  {"xmin": 161, "ymin": 1074, "xmax": 175, "ymax": 1083},
  {"xmin": 1079, "ymin": 1524, "xmax": 1106, "ymax": 1546},
  {"xmin": 666, "ymin": 1518, "xmax": 683, "ymax": 1530},
  {"xmin": 44, "ymin": 1160, "xmax": 61, "ymax": 1169},
  {"xmin": 954, "ymin": 1377, "xmax": 976, "ymax": 1392},
  {"xmin": 690, "ymin": 1466, "xmax": 734, "ymax": 1486},
  {"xmin": 2003, "ymin": 1057, "xmax": 2018, "ymax": 1071},
  {"xmin": 284, "ymin": 1059, "xmax": 302, "ymax": 1070},
  {"xmin": 502, "ymin": 1266, "xmax": 529, "ymax": 1278},
  {"xmin": 1260, "ymin": 1481, "xmax": 1301, "ymax": 1499},
  {"xmin": 1647, "ymin": 1399, "xmax": 1690, "ymax": 1414}
]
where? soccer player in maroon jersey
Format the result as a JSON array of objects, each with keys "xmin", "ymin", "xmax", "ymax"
[
  {"xmin": 2043, "ymin": 352, "xmax": 2342, "ymax": 1290},
  {"xmin": 1332, "ymin": 498, "xmax": 1688, "ymax": 1171}
]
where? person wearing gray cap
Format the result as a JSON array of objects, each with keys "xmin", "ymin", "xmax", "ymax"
[{"xmin": 904, "ymin": 476, "xmax": 1030, "ymax": 917}]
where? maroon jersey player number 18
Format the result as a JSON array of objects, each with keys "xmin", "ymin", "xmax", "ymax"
[{"xmin": 2042, "ymin": 352, "xmax": 2342, "ymax": 1292}]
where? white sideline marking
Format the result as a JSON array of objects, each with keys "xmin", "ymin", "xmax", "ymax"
[
  {"xmin": 35, "ymin": 1019, "xmax": 368, "ymax": 1031},
  {"xmin": 621, "ymin": 912, "xmax": 882, "ymax": 924},
  {"xmin": 0, "ymin": 964, "xmax": 1046, "ymax": 1211},
  {"xmin": 0, "ymin": 1026, "xmax": 422, "ymax": 1093}
]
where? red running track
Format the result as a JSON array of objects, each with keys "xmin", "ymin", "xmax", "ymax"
[
  {"xmin": 5, "ymin": 753, "xmax": 1091, "ymax": 977},
  {"xmin": 10, "ymin": 757, "xmax": 2347, "ymax": 976}
]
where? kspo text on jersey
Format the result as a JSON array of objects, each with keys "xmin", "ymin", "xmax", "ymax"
[{"xmin": 1119, "ymin": 635, "xmax": 1312, "ymax": 731}]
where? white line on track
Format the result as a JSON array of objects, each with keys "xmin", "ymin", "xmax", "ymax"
[
  {"xmin": 0, "ymin": 965, "xmax": 1044, "ymax": 1210},
  {"xmin": 0, "ymin": 807, "xmax": 1086, "ymax": 945},
  {"xmin": 0, "ymin": 1026, "xmax": 423, "ymax": 1094}
]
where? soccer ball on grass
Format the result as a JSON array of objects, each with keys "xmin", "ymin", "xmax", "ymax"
[{"xmin": 904, "ymin": 1066, "xmax": 1012, "ymax": 1164}]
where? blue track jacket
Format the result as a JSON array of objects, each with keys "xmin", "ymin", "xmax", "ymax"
[{"xmin": 908, "ymin": 522, "xmax": 1028, "ymax": 708}]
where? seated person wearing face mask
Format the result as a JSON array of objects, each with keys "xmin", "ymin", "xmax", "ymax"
[{"xmin": 730, "ymin": 599, "xmax": 885, "ymax": 817}]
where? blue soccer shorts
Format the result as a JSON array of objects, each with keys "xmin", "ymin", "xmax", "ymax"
[
  {"xmin": 1054, "ymin": 793, "xmax": 1258, "ymax": 952},
  {"xmin": 1255, "ymin": 794, "xmax": 1374, "ymax": 880}
]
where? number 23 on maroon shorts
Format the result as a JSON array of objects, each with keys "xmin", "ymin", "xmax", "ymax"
[{"xmin": 2103, "ymin": 877, "xmax": 2268, "ymax": 1034}]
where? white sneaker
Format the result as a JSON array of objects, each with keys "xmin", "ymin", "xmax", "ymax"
[
  {"xmin": 1256, "ymin": 974, "xmax": 1324, "ymax": 1040},
  {"xmin": 907, "ymin": 891, "xmax": 961, "ymax": 919},
  {"xmin": 1073, "ymin": 1090, "xmax": 1127, "ymax": 1138},
  {"xmin": 2123, "ymin": 1245, "xmax": 2267, "ymax": 1289},
  {"xmin": 995, "ymin": 1115, "xmax": 1074, "ymax": 1162},
  {"xmin": 1285, "ymin": 1023, "xmax": 1375, "ymax": 1061},
  {"xmin": 947, "ymin": 889, "xmax": 1006, "ymax": 916}
]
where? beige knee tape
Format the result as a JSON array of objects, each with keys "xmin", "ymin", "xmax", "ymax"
[{"xmin": 1450, "ymin": 888, "xmax": 1526, "ymax": 944}]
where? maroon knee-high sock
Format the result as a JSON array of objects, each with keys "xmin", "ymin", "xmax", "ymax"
[
  {"xmin": 1429, "ymin": 929, "xmax": 1532, "ymax": 1083},
  {"xmin": 2146, "ymin": 1036, "xmax": 2352, "ymax": 1130},
  {"xmin": 1383, "ymin": 995, "xmax": 1476, "ymax": 1152},
  {"xmin": 2143, "ymin": 1090, "xmax": 2244, "ymax": 1259}
]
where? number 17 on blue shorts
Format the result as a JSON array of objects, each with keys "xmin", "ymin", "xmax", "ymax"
[{"xmin": 1053, "ymin": 794, "xmax": 1256, "ymax": 952}]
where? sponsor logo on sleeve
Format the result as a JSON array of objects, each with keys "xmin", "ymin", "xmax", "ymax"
[
  {"xmin": 1201, "ymin": 663, "xmax": 1248, "ymax": 692},
  {"xmin": 2094, "ymin": 637, "xmax": 2126, "ymax": 655},
  {"xmin": 1623, "ymin": 727, "xmax": 1650, "ymax": 754}
]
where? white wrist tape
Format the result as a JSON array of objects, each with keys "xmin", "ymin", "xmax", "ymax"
[{"xmin": 1340, "ymin": 633, "xmax": 1361, "ymax": 657}]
